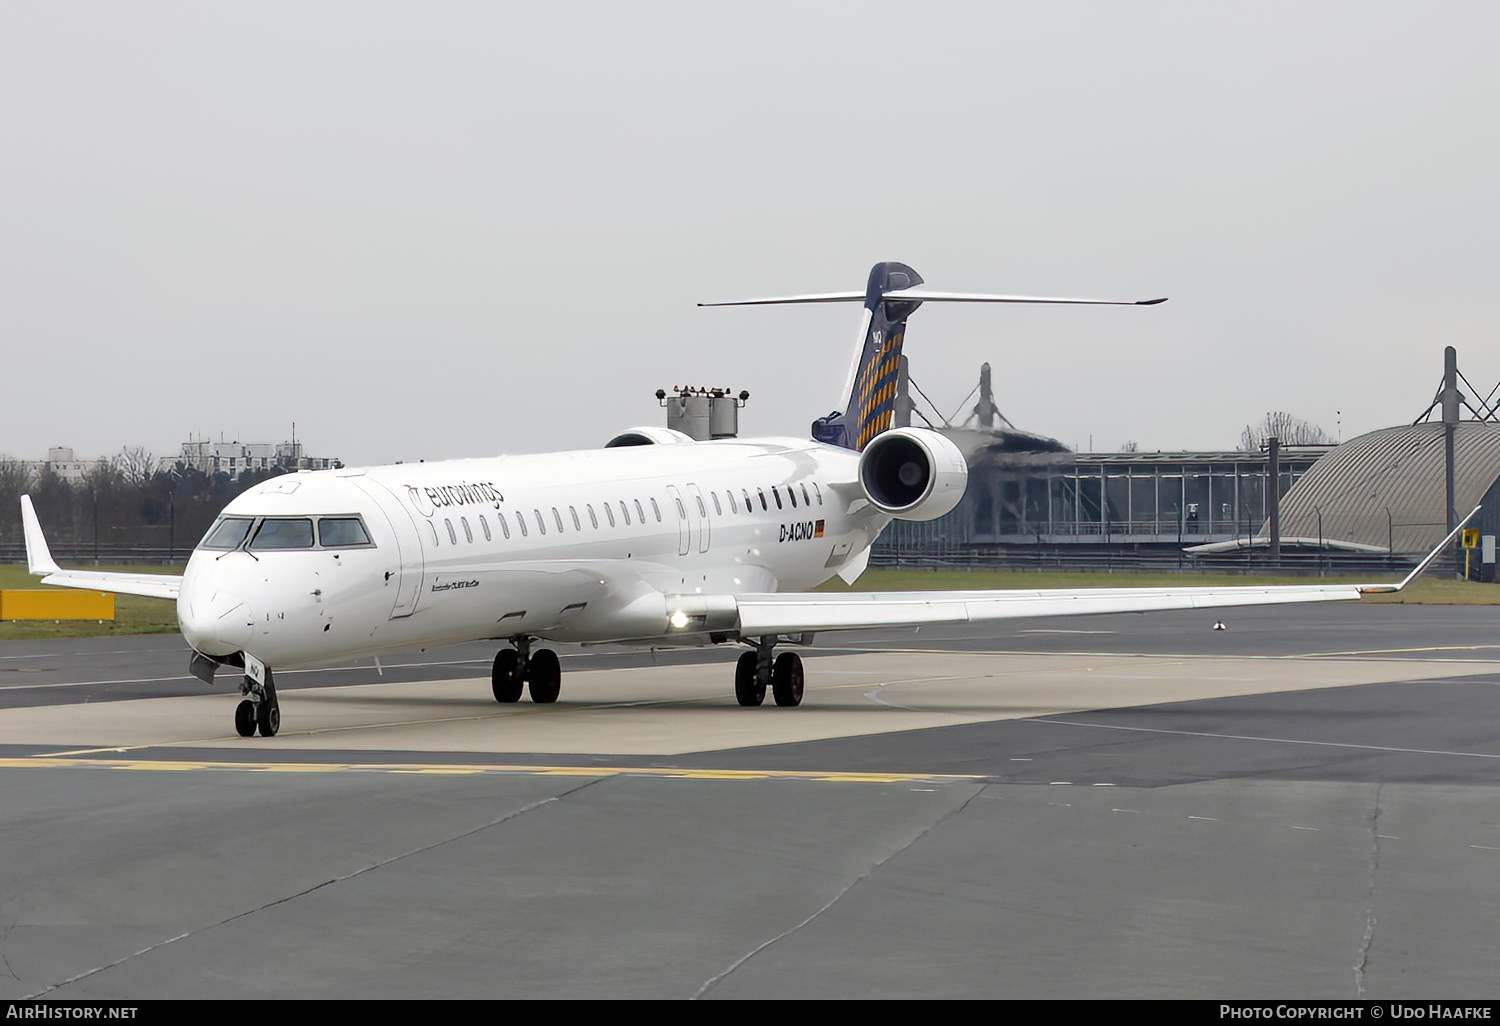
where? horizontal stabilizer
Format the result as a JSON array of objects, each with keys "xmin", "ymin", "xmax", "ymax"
[
  {"xmin": 702, "ymin": 263, "xmax": 1167, "ymax": 451},
  {"xmin": 700, "ymin": 290, "xmax": 1166, "ymax": 307}
]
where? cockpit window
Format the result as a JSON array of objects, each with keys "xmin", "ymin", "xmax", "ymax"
[
  {"xmin": 249, "ymin": 518, "xmax": 315, "ymax": 550},
  {"xmin": 201, "ymin": 517, "xmax": 255, "ymax": 550},
  {"xmin": 319, "ymin": 517, "xmax": 372, "ymax": 548}
]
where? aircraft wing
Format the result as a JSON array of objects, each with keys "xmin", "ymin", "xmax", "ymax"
[
  {"xmin": 732, "ymin": 582, "xmax": 1365, "ymax": 636},
  {"xmin": 727, "ymin": 512, "xmax": 1472, "ymax": 637},
  {"xmin": 19, "ymin": 496, "xmax": 183, "ymax": 601}
]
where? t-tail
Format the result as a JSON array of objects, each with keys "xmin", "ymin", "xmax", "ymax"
[
  {"xmin": 701, "ymin": 262, "xmax": 1167, "ymax": 450},
  {"xmin": 826, "ymin": 261, "xmax": 925, "ymax": 450}
]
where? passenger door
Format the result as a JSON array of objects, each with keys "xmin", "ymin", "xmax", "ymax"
[{"xmin": 349, "ymin": 477, "xmax": 426, "ymax": 618}]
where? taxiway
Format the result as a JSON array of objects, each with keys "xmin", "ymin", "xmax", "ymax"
[{"xmin": 2, "ymin": 604, "xmax": 1498, "ymax": 999}]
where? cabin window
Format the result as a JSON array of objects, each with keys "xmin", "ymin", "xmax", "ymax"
[
  {"xmin": 201, "ymin": 517, "xmax": 254, "ymax": 550},
  {"xmin": 788, "ymin": 487, "xmax": 797, "ymax": 509},
  {"xmin": 318, "ymin": 517, "xmax": 372, "ymax": 548},
  {"xmin": 445, "ymin": 519, "xmax": 458, "ymax": 545},
  {"xmin": 757, "ymin": 488, "xmax": 767, "ymax": 511},
  {"xmin": 250, "ymin": 518, "xmax": 315, "ymax": 550},
  {"xmin": 634, "ymin": 499, "xmax": 646, "ymax": 523},
  {"xmin": 515, "ymin": 512, "xmax": 528, "ymax": 537},
  {"xmin": 427, "ymin": 521, "xmax": 440, "ymax": 546},
  {"xmin": 570, "ymin": 506, "xmax": 582, "ymax": 530},
  {"xmin": 727, "ymin": 491, "xmax": 738, "ymax": 514},
  {"xmin": 604, "ymin": 502, "xmax": 616, "ymax": 527},
  {"xmin": 534, "ymin": 510, "xmax": 547, "ymax": 535},
  {"xmin": 711, "ymin": 493, "xmax": 722, "ymax": 516},
  {"xmin": 498, "ymin": 515, "xmax": 510, "ymax": 539},
  {"xmin": 553, "ymin": 507, "xmax": 565, "ymax": 532},
  {"xmin": 480, "ymin": 516, "xmax": 492, "ymax": 542},
  {"xmin": 742, "ymin": 489, "xmax": 753, "ymax": 512},
  {"xmin": 587, "ymin": 504, "xmax": 598, "ymax": 529},
  {"xmin": 801, "ymin": 483, "xmax": 811, "ymax": 505},
  {"xmin": 696, "ymin": 495, "xmax": 706, "ymax": 517},
  {"xmin": 813, "ymin": 482, "xmax": 823, "ymax": 505},
  {"xmin": 772, "ymin": 487, "xmax": 783, "ymax": 510},
  {"xmin": 674, "ymin": 496, "xmax": 687, "ymax": 519},
  {"xmin": 461, "ymin": 517, "xmax": 473, "ymax": 543},
  {"xmin": 619, "ymin": 500, "xmax": 631, "ymax": 525}
]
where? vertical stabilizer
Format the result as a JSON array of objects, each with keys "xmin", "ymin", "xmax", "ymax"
[{"xmin": 812, "ymin": 261, "xmax": 925, "ymax": 450}]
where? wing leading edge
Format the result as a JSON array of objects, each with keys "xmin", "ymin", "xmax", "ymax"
[{"xmin": 733, "ymin": 582, "xmax": 1360, "ymax": 635}]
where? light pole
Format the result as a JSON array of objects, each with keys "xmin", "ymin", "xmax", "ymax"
[{"xmin": 1312, "ymin": 505, "xmax": 1324, "ymax": 577}]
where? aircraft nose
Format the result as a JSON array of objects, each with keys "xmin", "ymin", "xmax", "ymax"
[{"xmin": 179, "ymin": 589, "xmax": 254, "ymax": 657}]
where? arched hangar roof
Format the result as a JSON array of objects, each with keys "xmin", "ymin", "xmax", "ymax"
[{"xmin": 1274, "ymin": 422, "xmax": 1500, "ymax": 553}]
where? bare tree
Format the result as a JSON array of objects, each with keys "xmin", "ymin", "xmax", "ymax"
[
  {"xmin": 1238, "ymin": 411, "xmax": 1332, "ymax": 451},
  {"xmin": 113, "ymin": 445, "xmax": 157, "ymax": 487},
  {"xmin": 0, "ymin": 459, "xmax": 33, "ymax": 546}
]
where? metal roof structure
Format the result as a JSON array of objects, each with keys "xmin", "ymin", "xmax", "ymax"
[{"xmin": 1269, "ymin": 422, "xmax": 1500, "ymax": 553}]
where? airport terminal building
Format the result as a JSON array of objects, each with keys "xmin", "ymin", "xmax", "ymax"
[
  {"xmin": 874, "ymin": 421, "xmax": 1500, "ymax": 577},
  {"xmin": 874, "ymin": 433, "xmax": 1329, "ymax": 560}
]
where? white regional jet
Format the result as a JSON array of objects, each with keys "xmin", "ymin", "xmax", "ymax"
[{"xmin": 19, "ymin": 262, "xmax": 1464, "ymax": 738}]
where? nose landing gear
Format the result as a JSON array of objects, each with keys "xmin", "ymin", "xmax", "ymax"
[
  {"xmin": 234, "ymin": 668, "xmax": 280, "ymax": 737},
  {"xmin": 491, "ymin": 637, "xmax": 562, "ymax": 705}
]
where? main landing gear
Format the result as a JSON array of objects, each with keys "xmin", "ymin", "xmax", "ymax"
[
  {"xmin": 491, "ymin": 637, "xmax": 562, "ymax": 704},
  {"xmin": 734, "ymin": 637, "xmax": 804, "ymax": 708},
  {"xmin": 234, "ymin": 668, "xmax": 281, "ymax": 737}
]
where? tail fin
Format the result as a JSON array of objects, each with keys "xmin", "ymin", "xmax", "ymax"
[
  {"xmin": 700, "ymin": 262, "xmax": 1166, "ymax": 451},
  {"xmin": 823, "ymin": 261, "xmax": 925, "ymax": 450}
]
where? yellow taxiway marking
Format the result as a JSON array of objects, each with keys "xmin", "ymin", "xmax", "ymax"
[{"xmin": 0, "ymin": 756, "xmax": 980, "ymax": 785}]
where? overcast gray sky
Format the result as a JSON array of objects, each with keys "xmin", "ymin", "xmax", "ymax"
[{"xmin": 3, "ymin": 1, "xmax": 1497, "ymax": 467}]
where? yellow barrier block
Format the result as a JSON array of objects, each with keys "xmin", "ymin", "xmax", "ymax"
[{"xmin": 0, "ymin": 590, "xmax": 115, "ymax": 621}]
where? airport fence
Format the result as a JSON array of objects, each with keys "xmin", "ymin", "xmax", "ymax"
[
  {"xmin": 0, "ymin": 544, "xmax": 186, "ymax": 567},
  {"xmin": 869, "ymin": 546, "xmax": 1445, "ymax": 578}
]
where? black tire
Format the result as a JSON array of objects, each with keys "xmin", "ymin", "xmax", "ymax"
[
  {"xmin": 234, "ymin": 700, "xmax": 257, "ymax": 737},
  {"xmin": 527, "ymin": 648, "xmax": 561, "ymax": 704},
  {"xmin": 257, "ymin": 700, "xmax": 280, "ymax": 737},
  {"xmin": 772, "ymin": 652, "xmax": 804, "ymax": 708},
  {"xmin": 492, "ymin": 650, "xmax": 523, "ymax": 703},
  {"xmin": 735, "ymin": 651, "xmax": 765, "ymax": 707}
]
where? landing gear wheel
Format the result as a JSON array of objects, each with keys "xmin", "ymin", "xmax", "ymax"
[
  {"xmin": 234, "ymin": 700, "xmax": 257, "ymax": 737},
  {"xmin": 735, "ymin": 651, "xmax": 765, "ymax": 707},
  {"xmin": 492, "ymin": 650, "xmax": 523, "ymax": 703},
  {"xmin": 256, "ymin": 699, "xmax": 280, "ymax": 737},
  {"xmin": 527, "ymin": 648, "xmax": 561, "ymax": 704},
  {"xmin": 772, "ymin": 652, "xmax": 804, "ymax": 708}
]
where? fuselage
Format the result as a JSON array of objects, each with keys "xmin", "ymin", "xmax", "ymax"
[{"xmin": 177, "ymin": 436, "xmax": 888, "ymax": 668}]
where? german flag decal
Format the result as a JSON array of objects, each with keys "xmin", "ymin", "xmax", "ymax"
[{"xmin": 815, "ymin": 520, "xmax": 825, "ymax": 538}]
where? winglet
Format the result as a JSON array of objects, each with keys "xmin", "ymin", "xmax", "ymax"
[
  {"xmin": 1359, "ymin": 505, "xmax": 1483, "ymax": 594},
  {"xmin": 20, "ymin": 496, "xmax": 62, "ymax": 576}
]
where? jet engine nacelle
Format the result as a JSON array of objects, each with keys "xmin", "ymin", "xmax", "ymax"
[
  {"xmin": 604, "ymin": 426, "xmax": 696, "ymax": 447},
  {"xmin": 857, "ymin": 427, "xmax": 968, "ymax": 521}
]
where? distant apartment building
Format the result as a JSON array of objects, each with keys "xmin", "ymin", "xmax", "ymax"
[
  {"xmin": 14, "ymin": 447, "xmax": 110, "ymax": 483},
  {"xmin": 167, "ymin": 437, "xmax": 341, "ymax": 481}
]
